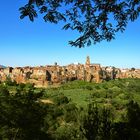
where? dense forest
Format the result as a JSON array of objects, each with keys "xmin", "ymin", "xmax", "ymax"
[{"xmin": 0, "ymin": 78, "xmax": 140, "ymax": 140}]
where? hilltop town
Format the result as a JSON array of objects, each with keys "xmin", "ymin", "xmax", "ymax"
[{"xmin": 0, "ymin": 56, "xmax": 140, "ymax": 87}]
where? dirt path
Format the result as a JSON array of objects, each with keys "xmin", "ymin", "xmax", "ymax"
[{"xmin": 40, "ymin": 99, "xmax": 54, "ymax": 104}]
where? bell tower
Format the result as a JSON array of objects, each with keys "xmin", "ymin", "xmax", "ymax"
[{"xmin": 85, "ymin": 56, "xmax": 90, "ymax": 66}]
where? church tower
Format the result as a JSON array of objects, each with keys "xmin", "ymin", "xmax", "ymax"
[{"xmin": 85, "ymin": 56, "xmax": 90, "ymax": 66}]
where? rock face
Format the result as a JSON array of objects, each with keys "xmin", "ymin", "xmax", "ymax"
[{"xmin": 0, "ymin": 57, "xmax": 140, "ymax": 87}]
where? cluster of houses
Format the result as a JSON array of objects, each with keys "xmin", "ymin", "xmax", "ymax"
[{"xmin": 0, "ymin": 56, "xmax": 140, "ymax": 87}]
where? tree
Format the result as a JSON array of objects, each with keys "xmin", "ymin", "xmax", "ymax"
[
  {"xmin": 131, "ymin": 67, "xmax": 135, "ymax": 71},
  {"xmin": 0, "ymin": 85, "xmax": 50, "ymax": 140},
  {"xmin": 81, "ymin": 103, "xmax": 113, "ymax": 140},
  {"xmin": 19, "ymin": 0, "xmax": 140, "ymax": 47},
  {"xmin": 127, "ymin": 100, "xmax": 140, "ymax": 131},
  {"xmin": 81, "ymin": 103, "xmax": 99, "ymax": 140},
  {"xmin": 111, "ymin": 100, "xmax": 140, "ymax": 140}
]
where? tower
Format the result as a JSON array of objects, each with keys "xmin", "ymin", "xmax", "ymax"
[{"xmin": 85, "ymin": 56, "xmax": 90, "ymax": 66}]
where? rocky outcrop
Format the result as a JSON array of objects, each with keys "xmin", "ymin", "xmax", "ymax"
[{"xmin": 0, "ymin": 56, "xmax": 140, "ymax": 87}]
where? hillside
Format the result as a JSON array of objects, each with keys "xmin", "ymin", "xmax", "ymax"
[
  {"xmin": 0, "ymin": 78, "xmax": 140, "ymax": 139},
  {"xmin": 44, "ymin": 78, "xmax": 140, "ymax": 120}
]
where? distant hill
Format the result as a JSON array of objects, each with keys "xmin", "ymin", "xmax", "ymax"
[{"xmin": 0, "ymin": 65, "xmax": 6, "ymax": 68}]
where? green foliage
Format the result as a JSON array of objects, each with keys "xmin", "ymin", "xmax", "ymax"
[
  {"xmin": 4, "ymin": 76, "xmax": 17, "ymax": 86},
  {"xmin": 127, "ymin": 100, "xmax": 140, "ymax": 130},
  {"xmin": 0, "ymin": 85, "xmax": 9, "ymax": 96},
  {"xmin": 81, "ymin": 103, "xmax": 113, "ymax": 140},
  {"xmin": 111, "ymin": 100, "xmax": 140, "ymax": 140},
  {"xmin": 82, "ymin": 103, "xmax": 100, "ymax": 140},
  {"xmin": 0, "ymin": 84, "xmax": 49, "ymax": 140},
  {"xmin": 55, "ymin": 124, "xmax": 84, "ymax": 140},
  {"xmin": 20, "ymin": 0, "xmax": 140, "ymax": 47},
  {"xmin": 0, "ymin": 79, "xmax": 140, "ymax": 139},
  {"xmin": 53, "ymin": 93, "xmax": 69, "ymax": 105},
  {"xmin": 42, "ymin": 78, "xmax": 140, "ymax": 126}
]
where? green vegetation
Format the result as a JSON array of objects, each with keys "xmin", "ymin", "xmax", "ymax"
[
  {"xmin": 20, "ymin": 0, "xmax": 140, "ymax": 47},
  {"xmin": 0, "ymin": 78, "xmax": 140, "ymax": 139},
  {"xmin": 44, "ymin": 79, "xmax": 140, "ymax": 118}
]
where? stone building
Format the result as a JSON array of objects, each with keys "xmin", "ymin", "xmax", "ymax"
[{"xmin": 0, "ymin": 56, "xmax": 140, "ymax": 87}]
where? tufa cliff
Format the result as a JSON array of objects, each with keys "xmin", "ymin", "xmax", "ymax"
[{"xmin": 0, "ymin": 56, "xmax": 140, "ymax": 87}]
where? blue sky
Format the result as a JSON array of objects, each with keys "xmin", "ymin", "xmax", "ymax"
[{"xmin": 0, "ymin": 1, "xmax": 140, "ymax": 68}]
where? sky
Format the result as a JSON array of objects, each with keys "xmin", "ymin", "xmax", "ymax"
[{"xmin": 0, "ymin": 1, "xmax": 140, "ymax": 68}]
